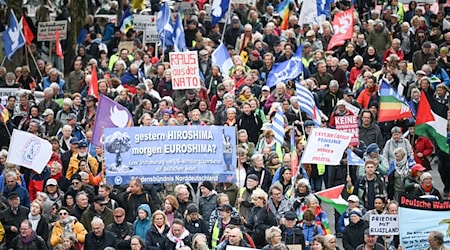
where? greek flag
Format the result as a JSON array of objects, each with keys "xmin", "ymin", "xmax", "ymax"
[
  {"xmin": 295, "ymin": 81, "xmax": 322, "ymax": 127},
  {"xmin": 266, "ymin": 45, "xmax": 303, "ymax": 88},
  {"xmin": 347, "ymin": 148, "xmax": 364, "ymax": 165},
  {"xmin": 271, "ymin": 105, "xmax": 285, "ymax": 146}
]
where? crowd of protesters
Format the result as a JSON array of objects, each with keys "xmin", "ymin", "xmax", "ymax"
[{"xmin": 0, "ymin": 0, "xmax": 449, "ymax": 249}]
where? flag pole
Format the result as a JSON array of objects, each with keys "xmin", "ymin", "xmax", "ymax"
[
  {"xmin": 220, "ymin": 1, "xmax": 233, "ymax": 43},
  {"xmin": 25, "ymin": 44, "xmax": 29, "ymax": 68},
  {"xmin": 49, "ymin": 41, "xmax": 53, "ymax": 66},
  {"xmin": 27, "ymin": 46, "xmax": 43, "ymax": 81},
  {"xmin": 0, "ymin": 56, "xmax": 6, "ymax": 67}
]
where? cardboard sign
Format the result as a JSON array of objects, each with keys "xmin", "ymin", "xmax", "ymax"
[
  {"xmin": 169, "ymin": 51, "xmax": 201, "ymax": 90},
  {"xmin": 369, "ymin": 214, "xmax": 399, "ymax": 236},
  {"xmin": 301, "ymin": 128, "xmax": 352, "ymax": 165},
  {"xmin": 37, "ymin": 20, "xmax": 68, "ymax": 41},
  {"xmin": 118, "ymin": 41, "xmax": 135, "ymax": 53},
  {"xmin": 335, "ymin": 115, "xmax": 359, "ymax": 146}
]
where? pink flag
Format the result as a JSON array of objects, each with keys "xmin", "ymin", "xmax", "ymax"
[{"xmin": 327, "ymin": 8, "xmax": 354, "ymax": 51}]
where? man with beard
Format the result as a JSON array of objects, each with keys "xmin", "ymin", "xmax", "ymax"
[{"xmin": 66, "ymin": 141, "xmax": 99, "ymax": 180}]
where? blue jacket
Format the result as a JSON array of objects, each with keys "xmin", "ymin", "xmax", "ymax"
[
  {"xmin": 302, "ymin": 223, "xmax": 323, "ymax": 250},
  {"xmin": 3, "ymin": 183, "xmax": 31, "ymax": 208},
  {"xmin": 133, "ymin": 204, "xmax": 152, "ymax": 239},
  {"xmin": 433, "ymin": 67, "xmax": 450, "ymax": 87},
  {"xmin": 43, "ymin": 77, "xmax": 65, "ymax": 97}
]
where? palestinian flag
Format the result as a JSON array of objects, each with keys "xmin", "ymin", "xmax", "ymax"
[
  {"xmin": 415, "ymin": 91, "xmax": 449, "ymax": 153},
  {"xmin": 378, "ymin": 80, "xmax": 413, "ymax": 122},
  {"xmin": 315, "ymin": 184, "xmax": 348, "ymax": 215}
]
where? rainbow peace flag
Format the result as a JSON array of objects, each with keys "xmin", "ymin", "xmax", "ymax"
[
  {"xmin": 378, "ymin": 80, "xmax": 413, "ymax": 122},
  {"xmin": 276, "ymin": 0, "xmax": 290, "ymax": 30},
  {"xmin": 0, "ymin": 104, "xmax": 9, "ymax": 123}
]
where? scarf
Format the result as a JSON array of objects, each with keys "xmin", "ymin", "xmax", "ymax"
[
  {"xmin": 167, "ymin": 228, "xmax": 190, "ymax": 250},
  {"xmin": 28, "ymin": 214, "xmax": 41, "ymax": 231},
  {"xmin": 395, "ymin": 156, "xmax": 410, "ymax": 180},
  {"xmin": 156, "ymin": 224, "xmax": 166, "ymax": 235},
  {"xmin": 421, "ymin": 183, "xmax": 433, "ymax": 193},
  {"xmin": 21, "ymin": 231, "xmax": 36, "ymax": 244}
]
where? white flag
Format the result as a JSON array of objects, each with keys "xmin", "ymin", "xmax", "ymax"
[
  {"xmin": 299, "ymin": 0, "xmax": 319, "ymax": 26},
  {"xmin": 211, "ymin": 43, "xmax": 233, "ymax": 78},
  {"xmin": 7, "ymin": 129, "xmax": 52, "ymax": 174}
]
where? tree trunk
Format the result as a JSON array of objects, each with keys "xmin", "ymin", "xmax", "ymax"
[
  {"xmin": 65, "ymin": 0, "xmax": 87, "ymax": 74},
  {"xmin": 3, "ymin": 1, "xmax": 23, "ymax": 72}
]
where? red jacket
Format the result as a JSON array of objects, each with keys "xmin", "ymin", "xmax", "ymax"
[
  {"xmin": 328, "ymin": 109, "xmax": 355, "ymax": 128},
  {"xmin": 413, "ymin": 136, "xmax": 434, "ymax": 166}
]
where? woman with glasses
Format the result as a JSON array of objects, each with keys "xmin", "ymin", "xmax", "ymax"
[
  {"xmin": 50, "ymin": 207, "xmax": 87, "ymax": 248},
  {"xmin": 262, "ymin": 226, "xmax": 283, "ymax": 250}
]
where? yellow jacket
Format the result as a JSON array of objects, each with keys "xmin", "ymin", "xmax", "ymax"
[
  {"xmin": 66, "ymin": 154, "xmax": 99, "ymax": 180},
  {"xmin": 50, "ymin": 219, "xmax": 87, "ymax": 246}
]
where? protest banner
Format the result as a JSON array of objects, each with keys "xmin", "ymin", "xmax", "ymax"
[
  {"xmin": 104, "ymin": 126, "xmax": 237, "ymax": 185},
  {"xmin": 301, "ymin": 128, "xmax": 352, "ymax": 165},
  {"xmin": 118, "ymin": 41, "xmax": 135, "ymax": 53},
  {"xmin": 369, "ymin": 214, "xmax": 399, "ymax": 235},
  {"xmin": 335, "ymin": 115, "xmax": 359, "ymax": 146},
  {"xmin": 169, "ymin": 51, "xmax": 201, "ymax": 90},
  {"xmin": 399, "ymin": 195, "xmax": 450, "ymax": 250},
  {"xmin": 0, "ymin": 88, "xmax": 44, "ymax": 106},
  {"xmin": 37, "ymin": 20, "xmax": 67, "ymax": 41}
]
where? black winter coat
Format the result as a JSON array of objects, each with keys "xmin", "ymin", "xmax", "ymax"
[
  {"xmin": 343, "ymin": 220, "xmax": 369, "ymax": 250},
  {"xmin": 146, "ymin": 224, "xmax": 170, "ymax": 250},
  {"xmin": 84, "ymin": 231, "xmax": 117, "ymax": 250}
]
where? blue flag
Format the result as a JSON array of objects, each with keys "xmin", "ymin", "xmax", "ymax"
[
  {"xmin": 211, "ymin": 0, "xmax": 230, "ymax": 26},
  {"xmin": 347, "ymin": 149, "xmax": 365, "ymax": 165},
  {"xmin": 119, "ymin": 8, "xmax": 134, "ymax": 33},
  {"xmin": 317, "ymin": 0, "xmax": 334, "ymax": 17},
  {"xmin": 211, "ymin": 43, "xmax": 233, "ymax": 78},
  {"xmin": 77, "ymin": 28, "xmax": 87, "ymax": 46},
  {"xmin": 266, "ymin": 45, "xmax": 303, "ymax": 88},
  {"xmin": 157, "ymin": 3, "xmax": 174, "ymax": 50},
  {"xmin": 173, "ymin": 12, "xmax": 186, "ymax": 52},
  {"xmin": 3, "ymin": 10, "xmax": 25, "ymax": 60},
  {"xmin": 271, "ymin": 105, "xmax": 285, "ymax": 146}
]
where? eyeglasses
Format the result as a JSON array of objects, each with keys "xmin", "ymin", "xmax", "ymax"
[
  {"xmin": 59, "ymin": 212, "xmax": 68, "ymax": 216},
  {"xmin": 72, "ymin": 182, "xmax": 80, "ymax": 185}
]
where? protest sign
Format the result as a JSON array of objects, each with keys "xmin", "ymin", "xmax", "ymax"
[
  {"xmin": 174, "ymin": 2, "xmax": 197, "ymax": 17},
  {"xmin": 169, "ymin": 51, "xmax": 201, "ymax": 89},
  {"xmin": 369, "ymin": 214, "xmax": 399, "ymax": 235},
  {"xmin": 301, "ymin": 128, "xmax": 352, "ymax": 165},
  {"xmin": 37, "ymin": 20, "xmax": 67, "ymax": 41},
  {"xmin": 335, "ymin": 115, "xmax": 359, "ymax": 146},
  {"xmin": 118, "ymin": 41, "xmax": 135, "ymax": 53},
  {"xmin": 0, "ymin": 88, "xmax": 44, "ymax": 106},
  {"xmin": 104, "ymin": 126, "xmax": 237, "ymax": 185},
  {"xmin": 345, "ymin": 102, "xmax": 360, "ymax": 115},
  {"xmin": 133, "ymin": 14, "xmax": 156, "ymax": 32},
  {"xmin": 399, "ymin": 195, "xmax": 450, "ymax": 250},
  {"xmin": 143, "ymin": 16, "xmax": 158, "ymax": 43}
]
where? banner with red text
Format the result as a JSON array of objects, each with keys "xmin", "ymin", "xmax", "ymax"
[
  {"xmin": 399, "ymin": 195, "xmax": 450, "ymax": 250},
  {"xmin": 169, "ymin": 51, "xmax": 201, "ymax": 90},
  {"xmin": 301, "ymin": 128, "xmax": 352, "ymax": 165},
  {"xmin": 335, "ymin": 115, "xmax": 359, "ymax": 146}
]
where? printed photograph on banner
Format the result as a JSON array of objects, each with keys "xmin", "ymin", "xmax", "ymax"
[{"xmin": 103, "ymin": 126, "xmax": 237, "ymax": 185}]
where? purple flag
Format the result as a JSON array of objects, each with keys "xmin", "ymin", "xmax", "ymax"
[{"xmin": 91, "ymin": 95, "xmax": 134, "ymax": 147}]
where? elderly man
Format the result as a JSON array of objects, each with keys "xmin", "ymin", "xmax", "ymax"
[
  {"xmin": 38, "ymin": 87, "xmax": 60, "ymax": 114},
  {"xmin": 355, "ymin": 229, "xmax": 385, "ymax": 250},
  {"xmin": 66, "ymin": 141, "xmax": 98, "ymax": 180},
  {"xmin": 84, "ymin": 217, "xmax": 117, "ymax": 250},
  {"xmin": 11, "ymin": 220, "xmax": 47, "ymax": 250},
  {"xmin": 2, "ymin": 172, "xmax": 30, "ymax": 207},
  {"xmin": 42, "ymin": 109, "xmax": 63, "ymax": 137},
  {"xmin": 426, "ymin": 231, "xmax": 450, "ymax": 250},
  {"xmin": 175, "ymin": 184, "xmax": 194, "ymax": 215},
  {"xmin": 106, "ymin": 207, "xmax": 134, "ymax": 249},
  {"xmin": 412, "ymin": 42, "xmax": 433, "ymax": 71},
  {"xmin": 80, "ymin": 195, "xmax": 114, "ymax": 231},
  {"xmin": 0, "ymin": 192, "xmax": 29, "ymax": 249}
]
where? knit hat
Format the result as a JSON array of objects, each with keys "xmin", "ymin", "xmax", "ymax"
[
  {"xmin": 349, "ymin": 208, "xmax": 362, "ymax": 217},
  {"xmin": 200, "ymin": 181, "xmax": 214, "ymax": 191},
  {"xmin": 366, "ymin": 143, "xmax": 380, "ymax": 154},
  {"xmin": 420, "ymin": 172, "xmax": 432, "ymax": 182},
  {"xmin": 187, "ymin": 203, "xmax": 199, "ymax": 214}
]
